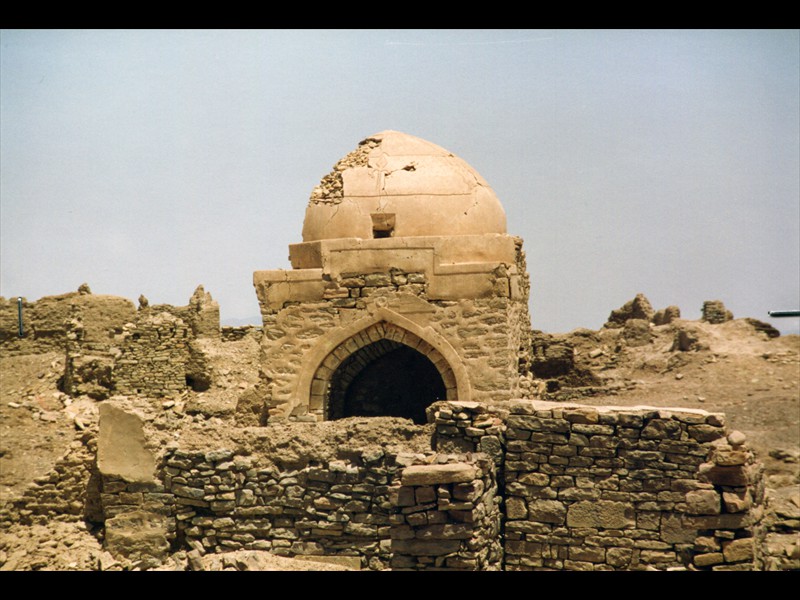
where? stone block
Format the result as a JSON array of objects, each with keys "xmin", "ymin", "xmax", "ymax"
[
  {"xmin": 566, "ymin": 500, "xmax": 634, "ymax": 529},
  {"xmin": 606, "ymin": 547, "xmax": 633, "ymax": 568},
  {"xmin": 722, "ymin": 538, "xmax": 754, "ymax": 563},
  {"xmin": 685, "ymin": 489, "xmax": 721, "ymax": 515},
  {"xmin": 688, "ymin": 424, "xmax": 725, "ymax": 442},
  {"xmin": 569, "ymin": 546, "xmax": 605, "ymax": 563},
  {"xmin": 97, "ymin": 404, "xmax": 155, "ymax": 483},
  {"xmin": 713, "ymin": 448, "xmax": 748, "ymax": 466},
  {"xmin": 505, "ymin": 497, "xmax": 527, "ymax": 520},
  {"xmin": 401, "ymin": 463, "xmax": 477, "ymax": 486},
  {"xmin": 528, "ymin": 500, "xmax": 567, "ymax": 525},
  {"xmin": 722, "ymin": 489, "xmax": 752, "ymax": 513},
  {"xmin": 694, "ymin": 552, "xmax": 724, "ymax": 567},
  {"xmin": 415, "ymin": 486, "xmax": 436, "ymax": 504}
]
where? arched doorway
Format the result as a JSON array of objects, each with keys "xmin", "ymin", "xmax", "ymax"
[
  {"xmin": 309, "ymin": 320, "xmax": 458, "ymax": 424},
  {"xmin": 327, "ymin": 339, "xmax": 446, "ymax": 424}
]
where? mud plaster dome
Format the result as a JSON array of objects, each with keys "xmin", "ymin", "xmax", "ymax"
[{"xmin": 302, "ymin": 130, "xmax": 507, "ymax": 241}]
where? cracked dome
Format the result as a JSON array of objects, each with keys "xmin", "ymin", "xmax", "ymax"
[{"xmin": 301, "ymin": 130, "xmax": 507, "ymax": 242}]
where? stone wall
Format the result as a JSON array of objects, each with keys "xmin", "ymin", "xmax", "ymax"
[
  {"xmin": 0, "ymin": 432, "xmax": 102, "ymax": 527},
  {"xmin": 256, "ymin": 251, "xmax": 531, "ymax": 422},
  {"xmin": 429, "ymin": 399, "xmax": 766, "ymax": 571},
  {"xmin": 60, "ymin": 286, "xmax": 218, "ymax": 399},
  {"xmin": 113, "ymin": 313, "xmax": 192, "ymax": 397},
  {"xmin": 14, "ymin": 399, "xmax": 767, "ymax": 571},
  {"xmin": 97, "ymin": 440, "xmax": 501, "ymax": 571},
  {"xmin": 391, "ymin": 454, "xmax": 502, "ymax": 570}
]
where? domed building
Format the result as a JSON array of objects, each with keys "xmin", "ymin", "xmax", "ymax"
[{"xmin": 253, "ymin": 131, "xmax": 531, "ymax": 423}]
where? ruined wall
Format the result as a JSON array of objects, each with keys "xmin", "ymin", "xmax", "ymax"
[
  {"xmin": 90, "ymin": 398, "xmax": 767, "ymax": 571},
  {"xmin": 430, "ymin": 400, "xmax": 766, "ymax": 571},
  {"xmin": 113, "ymin": 313, "xmax": 192, "ymax": 397},
  {"xmin": 61, "ymin": 286, "xmax": 218, "ymax": 399},
  {"xmin": 0, "ymin": 433, "xmax": 102, "ymax": 528},
  {"xmin": 0, "ymin": 291, "xmax": 135, "ymax": 355},
  {"xmin": 391, "ymin": 454, "xmax": 501, "ymax": 570},
  {"xmin": 98, "ymin": 439, "xmax": 501, "ymax": 571}
]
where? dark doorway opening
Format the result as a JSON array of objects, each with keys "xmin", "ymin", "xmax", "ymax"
[{"xmin": 327, "ymin": 339, "xmax": 446, "ymax": 424}]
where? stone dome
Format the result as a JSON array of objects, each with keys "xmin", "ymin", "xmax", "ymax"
[{"xmin": 301, "ymin": 131, "xmax": 507, "ymax": 242}]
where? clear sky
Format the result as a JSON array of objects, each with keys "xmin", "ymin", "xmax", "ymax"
[{"xmin": 2, "ymin": 29, "xmax": 798, "ymax": 334}]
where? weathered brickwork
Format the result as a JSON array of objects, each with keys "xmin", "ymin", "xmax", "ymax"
[{"xmin": 58, "ymin": 286, "xmax": 219, "ymax": 399}]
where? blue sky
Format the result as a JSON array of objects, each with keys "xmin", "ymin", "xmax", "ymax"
[{"xmin": 2, "ymin": 29, "xmax": 798, "ymax": 333}]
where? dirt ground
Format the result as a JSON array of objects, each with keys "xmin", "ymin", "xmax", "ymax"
[{"xmin": 0, "ymin": 318, "xmax": 798, "ymax": 570}]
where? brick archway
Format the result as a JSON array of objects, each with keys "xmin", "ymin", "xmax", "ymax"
[{"xmin": 311, "ymin": 321, "xmax": 458, "ymax": 422}]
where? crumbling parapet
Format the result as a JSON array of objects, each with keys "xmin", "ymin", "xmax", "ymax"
[
  {"xmin": 702, "ymin": 300, "xmax": 734, "ymax": 324},
  {"xmin": 605, "ymin": 293, "xmax": 655, "ymax": 328},
  {"xmin": 187, "ymin": 285, "xmax": 220, "ymax": 339},
  {"xmin": 390, "ymin": 453, "xmax": 502, "ymax": 570},
  {"xmin": 58, "ymin": 287, "xmax": 217, "ymax": 399}
]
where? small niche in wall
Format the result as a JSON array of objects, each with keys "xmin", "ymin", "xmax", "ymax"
[{"xmin": 371, "ymin": 213, "xmax": 395, "ymax": 239}]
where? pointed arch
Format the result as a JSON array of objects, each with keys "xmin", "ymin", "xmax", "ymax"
[{"xmin": 289, "ymin": 307, "xmax": 471, "ymax": 419}]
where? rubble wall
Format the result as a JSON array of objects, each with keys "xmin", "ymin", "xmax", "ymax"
[
  {"xmin": 0, "ymin": 433, "xmax": 102, "ymax": 527},
  {"xmin": 430, "ymin": 399, "xmax": 767, "ymax": 571},
  {"xmin": 98, "ymin": 443, "xmax": 501, "ymax": 571},
  {"xmin": 113, "ymin": 313, "xmax": 191, "ymax": 398},
  {"xmin": 9, "ymin": 397, "xmax": 768, "ymax": 571}
]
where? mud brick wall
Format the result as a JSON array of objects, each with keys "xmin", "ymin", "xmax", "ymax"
[
  {"xmin": 430, "ymin": 399, "xmax": 766, "ymax": 571},
  {"xmin": 1, "ymin": 433, "xmax": 102, "ymax": 527},
  {"xmin": 0, "ymin": 293, "xmax": 135, "ymax": 355},
  {"xmin": 391, "ymin": 453, "xmax": 502, "ymax": 571}
]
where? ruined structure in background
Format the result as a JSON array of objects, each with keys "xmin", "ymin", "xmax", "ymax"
[
  {"xmin": 0, "ymin": 284, "xmax": 222, "ymax": 400},
  {"xmin": 252, "ymin": 131, "xmax": 532, "ymax": 424}
]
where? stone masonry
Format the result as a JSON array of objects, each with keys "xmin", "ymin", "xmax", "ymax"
[
  {"xmin": 65, "ymin": 398, "xmax": 768, "ymax": 571},
  {"xmin": 253, "ymin": 131, "xmax": 532, "ymax": 424}
]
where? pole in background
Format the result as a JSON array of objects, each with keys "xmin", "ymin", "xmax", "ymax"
[
  {"xmin": 768, "ymin": 310, "xmax": 800, "ymax": 318},
  {"xmin": 17, "ymin": 297, "xmax": 24, "ymax": 337}
]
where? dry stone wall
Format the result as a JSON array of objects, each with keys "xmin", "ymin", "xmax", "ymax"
[
  {"xmin": 429, "ymin": 399, "xmax": 766, "ymax": 571},
  {"xmin": 391, "ymin": 454, "xmax": 502, "ymax": 570},
  {"xmin": 8, "ymin": 397, "xmax": 769, "ymax": 571},
  {"xmin": 97, "ymin": 439, "xmax": 503, "ymax": 571},
  {"xmin": 113, "ymin": 313, "xmax": 192, "ymax": 397},
  {"xmin": 0, "ymin": 432, "xmax": 102, "ymax": 527}
]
